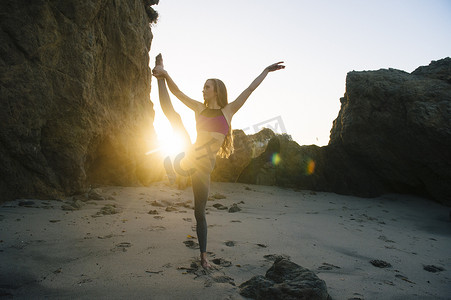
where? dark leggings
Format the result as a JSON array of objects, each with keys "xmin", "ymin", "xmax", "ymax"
[
  {"xmin": 191, "ymin": 173, "xmax": 210, "ymax": 253},
  {"xmin": 157, "ymin": 78, "xmax": 209, "ymax": 253}
]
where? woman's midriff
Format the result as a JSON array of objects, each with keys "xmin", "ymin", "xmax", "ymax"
[{"xmin": 179, "ymin": 131, "xmax": 225, "ymax": 175}]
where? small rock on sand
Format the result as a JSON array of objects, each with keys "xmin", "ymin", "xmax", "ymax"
[
  {"xmin": 228, "ymin": 203, "xmax": 241, "ymax": 213},
  {"xmin": 88, "ymin": 188, "xmax": 105, "ymax": 200},
  {"xmin": 370, "ymin": 259, "xmax": 392, "ymax": 268},
  {"xmin": 225, "ymin": 241, "xmax": 235, "ymax": 247},
  {"xmin": 212, "ymin": 203, "xmax": 228, "ymax": 210}
]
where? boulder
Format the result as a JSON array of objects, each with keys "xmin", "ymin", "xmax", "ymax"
[
  {"xmin": 329, "ymin": 58, "xmax": 451, "ymax": 203},
  {"xmin": 0, "ymin": 0, "xmax": 161, "ymax": 202},
  {"xmin": 237, "ymin": 136, "xmax": 280, "ymax": 185},
  {"xmin": 239, "ymin": 258, "xmax": 331, "ymax": 300},
  {"xmin": 211, "ymin": 128, "xmax": 276, "ymax": 182}
]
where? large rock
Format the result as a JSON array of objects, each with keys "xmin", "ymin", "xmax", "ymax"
[
  {"xmin": 211, "ymin": 128, "xmax": 276, "ymax": 182},
  {"xmin": 239, "ymin": 258, "xmax": 331, "ymax": 300},
  {"xmin": 0, "ymin": 0, "xmax": 160, "ymax": 202},
  {"xmin": 329, "ymin": 58, "xmax": 451, "ymax": 203},
  {"xmin": 225, "ymin": 58, "xmax": 451, "ymax": 205},
  {"xmin": 236, "ymin": 136, "xmax": 280, "ymax": 185}
]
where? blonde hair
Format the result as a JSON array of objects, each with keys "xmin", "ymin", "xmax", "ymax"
[{"xmin": 205, "ymin": 79, "xmax": 234, "ymax": 158}]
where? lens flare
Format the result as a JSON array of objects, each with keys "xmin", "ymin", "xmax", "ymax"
[
  {"xmin": 159, "ymin": 133, "xmax": 186, "ymax": 157},
  {"xmin": 145, "ymin": 131, "xmax": 186, "ymax": 158},
  {"xmin": 271, "ymin": 153, "xmax": 281, "ymax": 166},
  {"xmin": 306, "ymin": 159, "xmax": 315, "ymax": 175}
]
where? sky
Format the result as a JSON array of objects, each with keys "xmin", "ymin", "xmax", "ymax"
[{"xmin": 148, "ymin": 0, "xmax": 451, "ymax": 147}]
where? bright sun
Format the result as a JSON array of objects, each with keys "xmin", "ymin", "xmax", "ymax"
[
  {"xmin": 159, "ymin": 131, "xmax": 186, "ymax": 157},
  {"xmin": 146, "ymin": 122, "xmax": 189, "ymax": 158}
]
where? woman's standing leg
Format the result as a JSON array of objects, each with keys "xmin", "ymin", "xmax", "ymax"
[{"xmin": 191, "ymin": 171, "xmax": 212, "ymax": 268}]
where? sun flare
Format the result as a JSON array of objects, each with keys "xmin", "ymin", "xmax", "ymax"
[
  {"xmin": 146, "ymin": 124, "xmax": 188, "ymax": 158},
  {"xmin": 159, "ymin": 131, "xmax": 187, "ymax": 157}
]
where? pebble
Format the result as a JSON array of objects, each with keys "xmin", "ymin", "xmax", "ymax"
[
  {"xmin": 228, "ymin": 203, "xmax": 241, "ymax": 213},
  {"xmin": 370, "ymin": 259, "xmax": 392, "ymax": 268}
]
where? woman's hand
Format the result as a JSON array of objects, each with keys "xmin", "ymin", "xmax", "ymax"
[
  {"xmin": 152, "ymin": 66, "xmax": 168, "ymax": 79},
  {"xmin": 265, "ymin": 61, "xmax": 285, "ymax": 72}
]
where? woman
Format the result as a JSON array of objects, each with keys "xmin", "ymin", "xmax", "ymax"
[{"xmin": 152, "ymin": 54, "xmax": 284, "ymax": 269}]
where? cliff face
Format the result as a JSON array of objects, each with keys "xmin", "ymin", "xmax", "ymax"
[{"xmin": 0, "ymin": 0, "xmax": 158, "ymax": 202}]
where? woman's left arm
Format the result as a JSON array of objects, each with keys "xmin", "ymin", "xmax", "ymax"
[{"xmin": 225, "ymin": 62, "xmax": 285, "ymax": 116}]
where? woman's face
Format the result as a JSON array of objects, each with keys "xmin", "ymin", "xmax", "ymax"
[{"xmin": 202, "ymin": 80, "xmax": 216, "ymax": 103}]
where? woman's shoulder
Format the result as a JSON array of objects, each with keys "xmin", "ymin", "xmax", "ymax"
[
  {"xmin": 194, "ymin": 103, "xmax": 207, "ymax": 115},
  {"xmin": 221, "ymin": 105, "xmax": 234, "ymax": 122}
]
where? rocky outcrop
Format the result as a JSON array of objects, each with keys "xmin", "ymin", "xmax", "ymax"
[
  {"xmin": 0, "ymin": 0, "xmax": 160, "ymax": 202},
  {"xmin": 227, "ymin": 58, "xmax": 451, "ymax": 205},
  {"xmin": 211, "ymin": 128, "xmax": 276, "ymax": 182},
  {"xmin": 239, "ymin": 258, "xmax": 331, "ymax": 300},
  {"xmin": 328, "ymin": 58, "xmax": 451, "ymax": 203},
  {"xmin": 237, "ymin": 136, "xmax": 280, "ymax": 185},
  {"xmin": 411, "ymin": 57, "xmax": 451, "ymax": 84}
]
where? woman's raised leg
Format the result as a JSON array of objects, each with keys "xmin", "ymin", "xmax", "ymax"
[
  {"xmin": 155, "ymin": 54, "xmax": 191, "ymax": 188},
  {"xmin": 155, "ymin": 54, "xmax": 191, "ymax": 146}
]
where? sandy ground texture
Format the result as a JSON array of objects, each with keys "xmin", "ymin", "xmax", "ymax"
[{"xmin": 1, "ymin": 182, "xmax": 450, "ymax": 300}]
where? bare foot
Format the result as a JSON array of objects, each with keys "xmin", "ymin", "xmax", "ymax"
[
  {"xmin": 155, "ymin": 53, "xmax": 164, "ymax": 68},
  {"xmin": 200, "ymin": 252, "xmax": 212, "ymax": 269},
  {"xmin": 153, "ymin": 54, "xmax": 165, "ymax": 78}
]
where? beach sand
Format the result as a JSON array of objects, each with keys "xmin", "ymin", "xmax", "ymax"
[{"xmin": 1, "ymin": 182, "xmax": 450, "ymax": 299}]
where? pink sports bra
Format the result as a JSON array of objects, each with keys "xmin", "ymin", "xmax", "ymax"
[{"xmin": 196, "ymin": 108, "xmax": 229, "ymax": 136}]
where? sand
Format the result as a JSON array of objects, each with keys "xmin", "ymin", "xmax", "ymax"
[{"xmin": 1, "ymin": 182, "xmax": 450, "ymax": 299}]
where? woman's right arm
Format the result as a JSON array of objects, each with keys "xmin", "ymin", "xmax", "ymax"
[{"xmin": 153, "ymin": 67, "xmax": 204, "ymax": 112}]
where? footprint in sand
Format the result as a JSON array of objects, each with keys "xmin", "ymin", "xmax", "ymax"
[
  {"xmin": 423, "ymin": 265, "xmax": 445, "ymax": 273},
  {"xmin": 212, "ymin": 258, "xmax": 232, "ymax": 267},
  {"xmin": 209, "ymin": 193, "xmax": 227, "ymax": 200},
  {"xmin": 113, "ymin": 242, "xmax": 132, "ymax": 252},
  {"xmin": 150, "ymin": 201, "xmax": 165, "ymax": 207},
  {"xmin": 318, "ymin": 262, "xmax": 341, "ymax": 271},
  {"xmin": 165, "ymin": 206, "xmax": 178, "ymax": 212},
  {"xmin": 204, "ymin": 275, "xmax": 235, "ymax": 287},
  {"xmin": 224, "ymin": 241, "xmax": 235, "ymax": 247},
  {"xmin": 177, "ymin": 259, "xmax": 235, "ymax": 287},
  {"xmin": 264, "ymin": 254, "xmax": 291, "ymax": 261},
  {"xmin": 183, "ymin": 240, "xmax": 199, "ymax": 249}
]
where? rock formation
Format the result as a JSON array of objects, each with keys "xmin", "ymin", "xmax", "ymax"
[
  {"xmin": 229, "ymin": 58, "xmax": 451, "ymax": 205},
  {"xmin": 328, "ymin": 58, "xmax": 451, "ymax": 204},
  {"xmin": 211, "ymin": 128, "xmax": 276, "ymax": 182},
  {"xmin": 0, "ymin": 0, "xmax": 160, "ymax": 202},
  {"xmin": 239, "ymin": 258, "xmax": 331, "ymax": 300}
]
